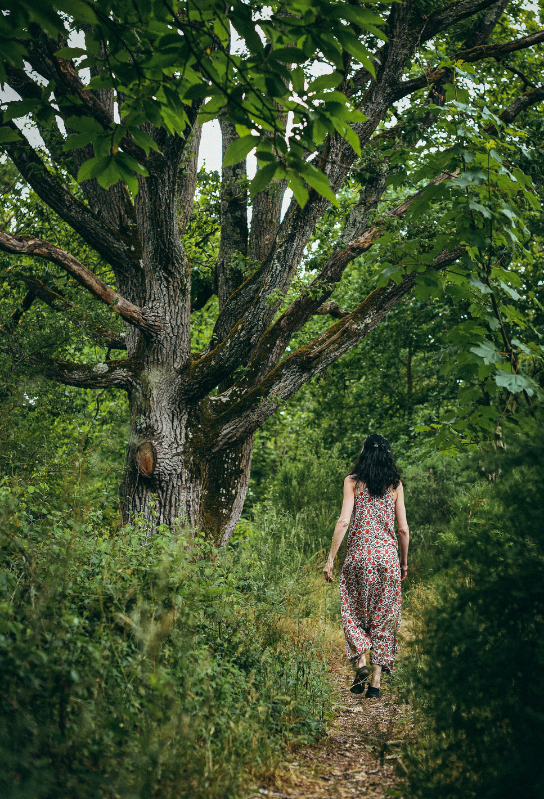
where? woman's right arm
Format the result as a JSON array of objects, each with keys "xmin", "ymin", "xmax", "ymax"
[
  {"xmin": 323, "ymin": 476, "xmax": 355, "ymax": 583},
  {"xmin": 394, "ymin": 482, "xmax": 410, "ymax": 580}
]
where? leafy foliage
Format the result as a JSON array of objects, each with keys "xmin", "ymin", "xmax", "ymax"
[
  {"xmin": 0, "ymin": 0, "xmax": 387, "ymax": 201},
  {"xmin": 403, "ymin": 430, "xmax": 544, "ymax": 799},
  {"xmin": 0, "ymin": 488, "xmax": 335, "ymax": 798}
]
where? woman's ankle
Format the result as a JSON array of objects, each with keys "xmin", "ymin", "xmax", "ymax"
[{"xmin": 370, "ymin": 664, "xmax": 382, "ymax": 688}]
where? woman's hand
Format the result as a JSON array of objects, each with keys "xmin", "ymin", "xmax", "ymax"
[
  {"xmin": 323, "ymin": 558, "xmax": 334, "ymax": 583},
  {"xmin": 400, "ymin": 565, "xmax": 408, "ymax": 582}
]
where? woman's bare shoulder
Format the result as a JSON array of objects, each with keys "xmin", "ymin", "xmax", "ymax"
[{"xmin": 344, "ymin": 474, "xmax": 358, "ymax": 490}]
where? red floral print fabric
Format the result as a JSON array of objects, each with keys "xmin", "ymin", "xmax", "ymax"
[{"xmin": 340, "ymin": 484, "xmax": 401, "ymax": 672}]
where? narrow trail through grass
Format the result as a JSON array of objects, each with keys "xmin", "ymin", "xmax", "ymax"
[{"xmin": 249, "ymin": 581, "xmax": 414, "ymax": 799}]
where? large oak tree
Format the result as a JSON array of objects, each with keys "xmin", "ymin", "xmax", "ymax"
[{"xmin": 1, "ymin": 0, "xmax": 543, "ymax": 542}]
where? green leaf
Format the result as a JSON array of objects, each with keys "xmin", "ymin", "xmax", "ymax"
[
  {"xmin": 2, "ymin": 99, "xmax": 41, "ymax": 122},
  {"xmin": 307, "ymin": 72, "xmax": 343, "ymax": 93},
  {"xmin": 223, "ymin": 135, "xmax": 259, "ymax": 167},
  {"xmin": 54, "ymin": 47, "xmax": 87, "ymax": 59},
  {"xmin": 129, "ymin": 127, "xmax": 160, "ymax": 155},
  {"xmin": 77, "ymin": 156, "xmax": 110, "ymax": 183},
  {"xmin": 116, "ymin": 161, "xmax": 140, "ymax": 198},
  {"xmin": 96, "ymin": 160, "xmax": 122, "ymax": 190},
  {"xmin": 336, "ymin": 30, "xmax": 375, "ymax": 75},
  {"xmin": 499, "ymin": 280, "xmax": 521, "ymax": 301},
  {"xmin": 450, "ymin": 169, "xmax": 487, "ymax": 188},
  {"xmin": 494, "ymin": 370, "xmax": 536, "ymax": 395},
  {"xmin": 468, "ymin": 200, "xmax": 492, "ymax": 218},
  {"xmin": 268, "ymin": 48, "xmax": 307, "ymax": 64},
  {"xmin": 468, "ymin": 277, "xmax": 493, "ymax": 295},
  {"xmin": 332, "ymin": 121, "xmax": 361, "ymax": 156},
  {"xmin": 63, "ymin": 132, "xmax": 94, "ymax": 151},
  {"xmin": 291, "ymin": 66, "xmax": 305, "ymax": 95},
  {"xmin": 0, "ymin": 126, "xmax": 22, "ymax": 143},
  {"xmin": 332, "ymin": 6, "xmax": 385, "ymax": 32},
  {"xmin": 377, "ymin": 265, "xmax": 403, "ymax": 287},
  {"xmin": 302, "ymin": 165, "xmax": 339, "ymax": 206},
  {"xmin": 287, "ymin": 173, "xmax": 309, "ymax": 207},
  {"xmin": 250, "ymin": 162, "xmax": 286, "ymax": 197},
  {"xmin": 66, "ymin": 115, "xmax": 105, "ymax": 135},
  {"xmin": 470, "ymin": 341, "xmax": 503, "ymax": 365}
]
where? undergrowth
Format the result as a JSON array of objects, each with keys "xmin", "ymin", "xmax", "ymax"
[
  {"xmin": 401, "ymin": 433, "xmax": 544, "ymax": 799},
  {"xmin": 0, "ymin": 488, "xmax": 339, "ymax": 799}
]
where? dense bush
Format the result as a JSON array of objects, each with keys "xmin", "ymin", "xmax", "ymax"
[
  {"xmin": 401, "ymin": 452, "xmax": 483, "ymax": 580},
  {"xmin": 0, "ymin": 490, "xmax": 334, "ymax": 799},
  {"xmin": 403, "ymin": 433, "xmax": 544, "ymax": 799}
]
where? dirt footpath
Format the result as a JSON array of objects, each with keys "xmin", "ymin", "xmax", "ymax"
[{"xmin": 254, "ymin": 661, "xmax": 412, "ymax": 799}]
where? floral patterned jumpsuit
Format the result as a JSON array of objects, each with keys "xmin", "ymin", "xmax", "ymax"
[{"xmin": 339, "ymin": 483, "xmax": 402, "ymax": 673}]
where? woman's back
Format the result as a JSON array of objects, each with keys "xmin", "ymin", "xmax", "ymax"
[{"xmin": 349, "ymin": 482, "xmax": 397, "ymax": 547}]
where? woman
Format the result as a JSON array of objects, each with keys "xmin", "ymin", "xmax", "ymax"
[{"xmin": 323, "ymin": 433, "xmax": 409, "ymax": 699}]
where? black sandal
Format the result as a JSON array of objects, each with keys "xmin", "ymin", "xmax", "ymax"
[
  {"xmin": 350, "ymin": 666, "xmax": 370, "ymax": 694},
  {"xmin": 365, "ymin": 685, "xmax": 380, "ymax": 699}
]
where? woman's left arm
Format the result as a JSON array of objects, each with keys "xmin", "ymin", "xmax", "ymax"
[{"xmin": 323, "ymin": 476, "xmax": 355, "ymax": 582}]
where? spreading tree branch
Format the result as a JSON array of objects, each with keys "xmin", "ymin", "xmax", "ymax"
[
  {"xmin": 209, "ymin": 247, "xmax": 465, "ymax": 451},
  {"xmin": 245, "ymin": 169, "xmax": 458, "ymax": 381},
  {"xmin": 0, "ymin": 231, "xmax": 160, "ymax": 332},
  {"xmin": 394, "ymin": 30, "xmax": 544, "ymax": 101},
  {"xmin": 42, "ymin": 356, "xmax": 138, "ymax": 390},
  {"xmin": 484, "ymin": 85, "xmax": 544, "ymax": 130},
  {"xmin": 419, "ymin": 0, "xmax": 506, "ymax": 44},
  {"xmin": 184, "ymin": 1, "xmax": 523, "ymax": 397},
  {"xmin": 463, "ymin": 0, "xmax": 510, "ymax": 49}
]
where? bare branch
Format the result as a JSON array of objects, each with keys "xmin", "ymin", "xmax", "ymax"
[
  {"xmin": 484, "ymin": 85, "xmax": 544, "ymax": 131},
  {"xmin": 394, "ymin": 30, "xmax": 544, "ymax": 101},
  {"xmin": 42, "ymin": 356, "xmax": 138, "ymax": 391},
  {"xmin": 0, "ymin": 231, "xmax": 161, "ymax": 332}
]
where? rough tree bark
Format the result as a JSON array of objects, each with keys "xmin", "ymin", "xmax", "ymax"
[{"xmin": 1, "ymin": 0, "xmax": 543, "ymax": 543}]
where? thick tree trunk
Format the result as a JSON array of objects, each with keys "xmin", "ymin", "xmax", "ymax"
[{"xmin": 121, "ymin": 383, "xmax": 254, "ymax": 543}]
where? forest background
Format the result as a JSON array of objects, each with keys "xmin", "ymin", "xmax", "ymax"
[{"xmin": 1, "ymin": 0, "xmax": 544, "ymax": 797}]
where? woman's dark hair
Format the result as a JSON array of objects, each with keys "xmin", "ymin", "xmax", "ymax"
[{"xmin": 350, "ymin": 433, "xmax": 401, "ymax": 497}]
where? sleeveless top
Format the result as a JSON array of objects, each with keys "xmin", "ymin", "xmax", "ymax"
[{"xmin": 346, "ymin": 483, "xmax": 397, "ymax": 551}]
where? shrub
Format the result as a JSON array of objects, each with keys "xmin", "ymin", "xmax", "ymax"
[
  {"xmin": 0, "ymin": 491, "xmax": 333, "ymax": 799},
  {"xmin": 403, "ymin": 432, "xmax": 544, "ymax": 799}
]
